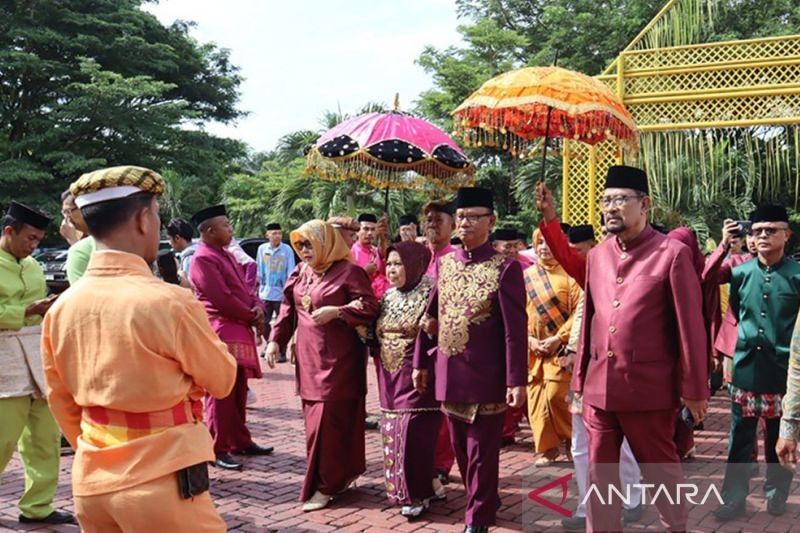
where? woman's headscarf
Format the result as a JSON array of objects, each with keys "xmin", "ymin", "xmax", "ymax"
[
  {"xmin": 387, "ymin": 241, "xmax": 431, "ymax": 292},
  {"xmin": 290, "ymin": 219, "xmax": 352, "ymax": 273},
  {"xmin": 667, "ymin": 227, "xmax": 704, "ymax": 276},
  {"xmin": 532, "ymin": 228, "xmax": 556, "ymax": 267}
]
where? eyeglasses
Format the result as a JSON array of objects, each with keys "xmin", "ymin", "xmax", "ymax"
[
  {"xmin": 750, "ymin": 226, "xmax": 788, "ymax": 237},
  {"xmin": 455, "ymin": 213, "xmax": 492, "ymax": 224},
  {"xmin": 600, "ymin": 194, "xmax": 644, "ymax": 208},
  {"xmin": 296, "ymin": 240, "xmax": 313, "ymax": 250}
]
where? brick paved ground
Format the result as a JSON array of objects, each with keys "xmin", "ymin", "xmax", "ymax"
[{"xmin": 1, "ymin": 360, "xmax": 799, "ymax": 532}]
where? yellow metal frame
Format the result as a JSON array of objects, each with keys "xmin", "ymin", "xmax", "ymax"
[{"xmin": 562, "ymin": 1, "xmax": 800, "ymax": 225}]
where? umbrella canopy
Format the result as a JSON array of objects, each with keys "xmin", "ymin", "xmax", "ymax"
[
  {"xmin": 306, "ymin": 111, "xmax": 474, "ymax": 192},
  {"xmin": 453, "ymin": 66, "xmax": 639, "ymax": 156}
]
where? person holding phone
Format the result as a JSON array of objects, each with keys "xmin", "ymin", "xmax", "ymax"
[
  {"xmin": 0, "ymin": 202, "xmax": 75, "ymax": 526},
  {"xmin": 712, "ymin": 204, "xmax": 800, "ymax": 521}
]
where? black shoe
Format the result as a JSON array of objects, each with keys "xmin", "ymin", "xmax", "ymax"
[
  {"xmin": 767, "ymin": 496, "xmax": 787, "ymax": 516},
  {"xmin": 713, "ymin": 501, "xmax": 745, "ymax": 521},
  {"xmin": 365, "ymin": 417, "xmax": 380, "ymax": 430},
  {"xmin": 500, "ymin": 437, "xmax": 515, "ymax": 447},
  {"xmin": 213, "ymin": 454, "xmax": 244, "ymax": 470},
  {"xmin": 561, "ymin": 516, "xmax": 586, "ymax": 530},
  {"xmin": 436, "ymin": 469, "xmax": 450, "ymax": 485},
  {"xmin": 277, "ymin": 355, "xmax": 287, "ymax": 363},
  {"xmin": 463, "ymin": 526, "xmax": 489, "ymax": 533},
  {"xmin": 623, "ymin": 503, "xmax": 644, "ymax": 524},
  {"xmin": 19, "ymin": 510, "xmax": 76, "ymax": 525},
  {"xmin": 234, "ymin": 444, "xmax": 274, "ymax": 456}
]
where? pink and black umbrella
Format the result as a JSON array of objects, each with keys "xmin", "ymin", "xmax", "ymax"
[{"xmin": 305, "ymin": 110, "xmax": 475, "ymax": 205}]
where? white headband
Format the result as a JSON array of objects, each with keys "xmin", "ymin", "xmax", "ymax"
[{"xmin": 75, "ymin": 186, "xmax": 143, "ymax": 208}]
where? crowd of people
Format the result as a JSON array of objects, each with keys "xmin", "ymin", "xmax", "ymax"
[{"xmin": 1, "ymin": 163, "xmax": 800, "ymax": 532}]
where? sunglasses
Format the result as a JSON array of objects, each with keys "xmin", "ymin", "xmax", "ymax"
[
  {"xmin": 296, "ymin": 240, "xmax": 313, "ymax": 250},
  {"xmin": 750, "ymin": 227, "xmax": 787, "ymax": 237}
]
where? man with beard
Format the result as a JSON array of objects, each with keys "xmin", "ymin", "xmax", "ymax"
[{"xmin": 572, "ymin": 166, "xmax": 708, "ymax": 532}]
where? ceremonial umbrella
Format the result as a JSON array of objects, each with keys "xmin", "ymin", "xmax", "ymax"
[
  {"xmin": 453, "ymin": 66, "xmax": 639, "ymax": 180},
  {"xmin": 305, "ymin": 104, "xmax": 475, "ymax": 210}
]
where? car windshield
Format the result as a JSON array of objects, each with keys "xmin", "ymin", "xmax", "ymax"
[{"xmin": 35, "ymin": 250, "xmax": 68, "ymax": 261}]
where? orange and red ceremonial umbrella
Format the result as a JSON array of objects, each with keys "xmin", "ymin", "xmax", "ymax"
[{"xmin": 453, "ymin": 66, "xmax": 639, "ymax": 159}]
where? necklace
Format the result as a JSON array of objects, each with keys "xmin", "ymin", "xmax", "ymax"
[{"xmin": 301, "ymin": 269, "xmax": 325, "ymax": 312}]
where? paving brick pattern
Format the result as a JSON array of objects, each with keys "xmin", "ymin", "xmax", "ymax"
[{"xmin": 1, "ymin": 361, "xmax": 798, "ymax": 532}]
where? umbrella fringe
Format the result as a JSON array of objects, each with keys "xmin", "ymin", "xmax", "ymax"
[
  {"xmin": 454, "ymin": 106, "xmax": 639, "ymax": 157},
  {"xmin": 305, "ymin": 149, "xmax": 475, "ymax": 193}
]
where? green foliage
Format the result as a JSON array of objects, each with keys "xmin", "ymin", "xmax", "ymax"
[
  {"xmin": 415, "ymin": 0, "xmax": 800, "ymax": 245},
  {"xmin": 0, "ymin": 0, "xmax": 245, "ymax": 239}
]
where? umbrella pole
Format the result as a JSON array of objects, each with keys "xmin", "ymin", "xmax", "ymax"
[
  {"xmin": 539, "ymin": 105, "xmax": 554, "ymax": 183},
  {"xmin": 384, "ymin": 184, "xmax": 390, "ymax": 214}
]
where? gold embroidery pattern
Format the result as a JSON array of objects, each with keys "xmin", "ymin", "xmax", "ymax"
[
  {"xmin": 442, "ymin": 402, "xmax": 508, "ymax": 424},
  {"xmin": 438, "ymin": 253, "xmax": 504, "ymax": 357},
  {"xmin": 376, "ymin": 277, "xmax": 433, "ymax": 373}
]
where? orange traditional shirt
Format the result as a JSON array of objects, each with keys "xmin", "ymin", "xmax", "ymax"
[{"xmin": 41, "ymin": 250, "xmax": 237, "ymax": 496}]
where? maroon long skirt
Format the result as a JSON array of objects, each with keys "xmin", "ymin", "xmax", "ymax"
[
  {"xmin": 381, "ymin": 410, "xmax": 442, "ymax": 505},
  {"xmin": 301, "ymin": 398, "xmax": 366, "ymax": 501}
]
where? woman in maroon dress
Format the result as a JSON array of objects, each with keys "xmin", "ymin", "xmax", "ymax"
[
  {"xmin": 373, "ymin": 241, "xmax": 444, "ymax": 519},
  {"xmin": 266, "ymin": 220, "xmax": 379, "ymax": 511}
]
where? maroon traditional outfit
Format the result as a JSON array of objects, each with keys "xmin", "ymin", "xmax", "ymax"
[
  {"xmin": 668, "ymin": 228, "xmax": 722, "ymax": 459},
  {"xmin": 190, "ymin": 241, "xmax": 263, "ymax": 456},
  {"xmin": 414, "ymin": 236, "xmax": 527, "ymax": 527},
  {"xmin": 270, "ymin": 221, "xmax": 379, "ymax": 501},
  {"xmin": 426, "ymin": 243, "xmax": 458, "ymax": 477},
  {"xmin": 374, "ymin": 242, "xmax": 441, "ymax": 506},
  {"xmin": 574, "ymin": 220, "xmax": 709, "ymax": 531}
]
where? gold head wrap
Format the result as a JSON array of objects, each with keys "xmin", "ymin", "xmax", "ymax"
[
  {"xmin": 291, "ymin": 220, "xmax": 352, "ymax": 273},
  {"xmin": 70, "ymin": 166, "xmax": 165, "ymax": 207}
]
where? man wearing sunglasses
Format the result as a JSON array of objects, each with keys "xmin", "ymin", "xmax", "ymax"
[
  {"xmin": 715, "ymin": 204, "xmax": 800, "ymax": 521},
  {"xmin": 572, "ymin": 165, "xmax": 709, "ymax": 532}
]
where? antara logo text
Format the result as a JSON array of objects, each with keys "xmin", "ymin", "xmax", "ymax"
[{"xmin": 528, "ymin": 474, "xmax": 724, "ymax": 518}]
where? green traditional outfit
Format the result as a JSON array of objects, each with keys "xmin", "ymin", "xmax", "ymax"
[
  {"xmin": 66, "ymin": 235, "xmax": 95, "ymax": 284},
  {"xmin": 0, "ymin": 248, "xmax": 62, "ymax": 520},
  {"xmin": 722, "ymin": 256, "xmax": 800, "ymax": 507}
]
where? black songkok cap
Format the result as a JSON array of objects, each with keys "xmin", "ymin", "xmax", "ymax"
[
  {"xmin": 651, "ymin": 223, "xmax": 669, "ymax": 234},
  {"xmin": 560, "ymin": 222, "xmax": 572, "ymax": 234},
  {"xmin": 357, "ymin": 213, "xmax": 378, "ymax": 223},
  {"xmin": 398, "ymin": 214, "xmax": 418, "ymax": 227},
  {"xmin": 605, "ymin": 165, "xmax": 649, "ymax": 195},
  {"xmin": 266, "ymin": 222, "xmax": 281, "ymax": 231},
  {"xmin": 568, "ymin": 225, "xmax": 595, "ymax": 244},
  {"xmin": 7, "ymin": 202, "xmax": 51, "ymax": 230},
  {"xmin": 423, "ymin": 200, "xmax": 455, "ymax": 216},
  {"xmin": 455, "ymin": 187, "xmax": 493, "ymax": 211},
  {"xmin": 750, "ymin": 203, "xmax": 788, "ymax": 223},
  {"xmin": 493, "ymin": 227, "xmax": 518, "ymax": 241},
  {"xmin": 191, "ymin": 204, "xmax": 227, "ymax": 227}
]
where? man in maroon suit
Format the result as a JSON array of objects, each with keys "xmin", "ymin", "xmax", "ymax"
[
  {"xmin": 572, "ymin": 166, "xmax": 709, "ymax": 532},
  {"xmin": 413, "ymin": 187, "xmax": 527, "ymax": 533}
]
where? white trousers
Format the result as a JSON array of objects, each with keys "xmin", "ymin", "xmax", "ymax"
[{"xmin": 572, "ymin": 412, "xmax": 642, "ymax": 517}]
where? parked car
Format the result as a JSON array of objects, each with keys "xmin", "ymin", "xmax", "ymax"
[
  {"xmin": 35, "ymin": 249, "xmax": 69, "ymax": 294},
  {"xmin": 238, "ymin": 238, "xmax": 267, "ymax": 261}
]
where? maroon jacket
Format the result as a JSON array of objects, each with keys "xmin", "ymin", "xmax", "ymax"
[
  {"xmin": 413, "ymin": 241, "xmax": 528, "ymax": 404},
  {"xmin": 270, "ymin": 260, "xmax": 379, "ymax": 401},
  {"xmin": 572, "ymin": 225, "xmax": 709, "ymax": 411},
  {"xmin": 703, "ymin": 244, "xmax": 755, "ymax": 358}
]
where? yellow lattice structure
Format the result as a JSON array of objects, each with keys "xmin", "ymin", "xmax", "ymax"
[{"xmin": 563, "ymin": 0, "xmax": 800, "ymax": 225}]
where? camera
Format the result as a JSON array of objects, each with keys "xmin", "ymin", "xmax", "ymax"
[{"xmin": 733, "ymin": 220, "xmax": 752, "ymax": 238}]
